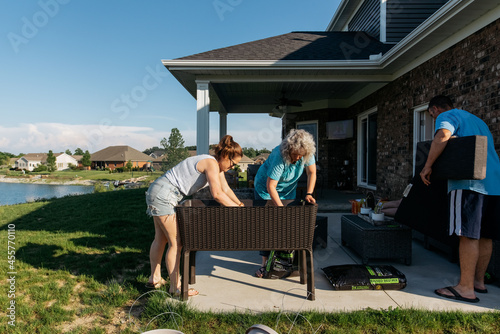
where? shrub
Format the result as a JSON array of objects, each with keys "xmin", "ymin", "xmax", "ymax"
[
  {"xmin": 93, "ymin": 182, "xmax": 110, "ymax": 193},
  {"xmin": 33, "ymin": 165, "xmax": 47, "ymax": 172}
]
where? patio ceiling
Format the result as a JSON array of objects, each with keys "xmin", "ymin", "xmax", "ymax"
[{"xmin": 167, "ymin": 71, "xmax": 392, "ymax": 114}]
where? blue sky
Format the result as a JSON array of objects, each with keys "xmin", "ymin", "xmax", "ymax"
[{"xmin": 1, "ymin": 0, "xmax": 341, "ymax": 155}]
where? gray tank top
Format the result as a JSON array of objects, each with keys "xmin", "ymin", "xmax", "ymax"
[{"xmin": 165, "ymin": 155, "xmax": 216, "ymax": 196}]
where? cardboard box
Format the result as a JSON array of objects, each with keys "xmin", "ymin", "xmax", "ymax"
[{"xmin": 415, "ymin": 135, "xmax": 487, "ymax": 180}]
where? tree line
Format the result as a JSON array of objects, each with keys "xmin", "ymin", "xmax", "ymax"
[
  {"xmin": 142, "ymin": 128, "xmax": 271, "ymax": 172},
  {"xmin": 1, "ymin": 128, "xmax": 271, "ymax": 172}
]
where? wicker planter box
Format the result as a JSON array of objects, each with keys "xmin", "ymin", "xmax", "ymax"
[
  {"xmin": 176, "ymin": 199, "xmax": 318, "ymax": 301},
  {"xmin": 341, "ymin": 215, "xmax": 412, "ymax": 265}
]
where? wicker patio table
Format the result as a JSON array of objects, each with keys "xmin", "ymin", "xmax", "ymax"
[
  {"xmin": 341, "ymin": 215, "xmax": 412, "ymax": 265},
  {"xmin": 176, "ymin": 199, "xmax": 318, "ymax": 301}
]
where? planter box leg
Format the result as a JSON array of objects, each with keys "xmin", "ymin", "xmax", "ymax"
[
  {"xmin": 189, "ymin": 251, "xmax": 196, "ymax": 284},
  {"xmin": 181, "ymin": 251, "xmax": 190, "ymax": 301},
  {"xmin": 299, "ymin": 250, "xmax": 306, "ymax": 284},
  {"xmin": 306, "ymin": 250, "xmax": 315, "ymax": 301}
]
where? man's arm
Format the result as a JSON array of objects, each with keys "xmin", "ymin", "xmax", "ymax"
[{"xmin": 419, "ymin": 129, "xmax": 452, "ymax": 185}]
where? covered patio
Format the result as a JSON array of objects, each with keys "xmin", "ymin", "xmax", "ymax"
[
  {"xmin": 173, "ymin": 195, "xmax": 500, "ymax": 313},
  {"xmin": 161, "ymin": 31, "xmax": 393, "ymax": 156}
]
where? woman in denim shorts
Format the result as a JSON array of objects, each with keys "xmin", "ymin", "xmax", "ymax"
[{"xmin": 146, "ymin": 135, "xmax": 245, "ymax": 297}]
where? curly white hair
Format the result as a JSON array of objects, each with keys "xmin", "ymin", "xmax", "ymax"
[{"xmin": 280, "ymin": 129, "xmax": 316, "ymax": 164}]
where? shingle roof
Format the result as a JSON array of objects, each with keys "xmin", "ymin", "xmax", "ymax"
[
  {"xmin": 20, "ymin": 153, "xmax": 69, "ymax": 163},
  {"xmin": 91, "ymin": 146, "xmax": 151, "ymax": 162},
  {"xmin": 21, "ymin": 153, "xmax": 47, "ymax": 161},
  {"xmin": 176, "ymin": 32, "xmax": 393, "ymax": 61}
]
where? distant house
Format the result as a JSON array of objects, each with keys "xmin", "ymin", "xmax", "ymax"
[
  {"xmin": 236, "ymin": 155, "xmax": 254, "ymax": 172},
  {"xmin": 149, "ymin": 150, "xmax": 165, "ymax": 159},
  {"xmin": 72, "ymin": 155, "xmax": 83, "ymax": 168},
  {"xmin": 15, "ymin": 153, "xmax": 78, "ymax": 171},
  {"xmin": 91, "ymin": 146, "xmax": 152, "ymax": 170},
  {"xmin": 253, "ymin": 153, "xmax": 270, "ymax": 165},
  {"xmin": 8, "ymin": 157, "xmax": 18, "ymax": 168},
  {"xmin": 15, "ymin": 155, "xmax": 41, "ymax": 171}
]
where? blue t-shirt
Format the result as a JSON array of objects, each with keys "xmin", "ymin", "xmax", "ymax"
[
  {"xmin": 254, "ymin": 146, "xmax": 316, "ymax": 200},
  {"xmin": 435, "ymin": 109, "xmax": 500, "ymax": 195}
]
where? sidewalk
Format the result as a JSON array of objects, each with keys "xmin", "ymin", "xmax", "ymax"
[{"xmin": 178, "ymin": 192, "xmax": 500, "ymax": 313}]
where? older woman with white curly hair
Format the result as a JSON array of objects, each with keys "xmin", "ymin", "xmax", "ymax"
[{"xmin": 253, "ymin": 128, "xmax": 317, "ymax": 277}]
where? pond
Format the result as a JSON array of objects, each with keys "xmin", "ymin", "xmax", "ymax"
[{"xmin": 0, "ymin": 182, "xmax": 94, "ymax": 206}]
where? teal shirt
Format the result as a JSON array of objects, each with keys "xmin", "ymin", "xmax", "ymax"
[
  {"xmin": 436, "ymin": 109, "xmax": 500, "ymax": 195},
  {"xmin": 254, "ymin": 146, "xmax": 315, "ymax": 200}
]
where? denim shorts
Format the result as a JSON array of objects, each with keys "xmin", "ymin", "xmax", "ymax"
[{"xmin": 145, "ymin": 176, "xmax": 184, "ymax": 216}]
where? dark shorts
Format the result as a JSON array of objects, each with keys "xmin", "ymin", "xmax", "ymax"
[{"xmin": 449, "ymin": 190, "xmax": 500, "ymax": 240}]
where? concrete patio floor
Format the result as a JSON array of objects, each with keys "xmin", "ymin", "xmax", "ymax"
[{"xmin": 178, "ymin": 191, "xmax": 500, "ymax": 314}]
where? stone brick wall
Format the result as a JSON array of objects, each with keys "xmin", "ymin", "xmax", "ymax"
[{"xmin": 290, "ymin": 18, "xmax": 500, "ymax": 200}]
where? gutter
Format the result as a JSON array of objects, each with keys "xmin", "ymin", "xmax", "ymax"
[{"xmin": 161, "ymin": 59, "xmax": 384, "ymax": 71}]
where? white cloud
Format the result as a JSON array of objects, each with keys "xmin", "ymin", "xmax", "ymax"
[
  {"xmin": 0, "ymin": 118, "xmax": 282, "ymax": 155},
  {"xmin": 226, "ymin": 115, "xmax": 282, "ymax": 150},
  {"xmin": 0, "ymin": 123, "xmax": 166, "ymax": 154}
]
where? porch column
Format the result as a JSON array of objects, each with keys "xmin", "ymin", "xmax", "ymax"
[
  {"xmin": 219, "ymin": 111, "xmax": 227, "ymax": 140},
  {"xmin": 196, "ymin": 80, "xmax": 210, "ymax": 155}
]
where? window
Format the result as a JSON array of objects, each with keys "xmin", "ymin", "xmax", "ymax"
[
  {"xmin": 357, "ymin": 107, "xmax": 378, "ymax": 189},
  {"xmin": 296, "ymin": 121, "xmax": 318, "ymax": 158},
  {"xmin": 413, "ymin": 104, "xmax": 434, "ymax": 175}
]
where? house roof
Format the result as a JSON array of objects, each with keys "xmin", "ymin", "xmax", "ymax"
[
  {"xmin": 91, "ymin": 146, "xmax": 151, "ymax": 162},
  {"xmin": 254, "ymin": 153, "xmax": 270, "ymax": 161},
  {"xmin": 18, "ymin": 153, "xmax": 77, "ymax": 163},
  {"xmin": 20, "ymin": 153, "xmax": 47, "ymax": 162},
  {"xmin": 163, "ymin": 0, "xmax": 499, "ymax": 112},
  {"xmin": 237, "ymin": 154, "xmax": 254, "ymax": 164},
  {"xmin": 177, "ymin": 32, "xmax": 392, "ymax": 61}
]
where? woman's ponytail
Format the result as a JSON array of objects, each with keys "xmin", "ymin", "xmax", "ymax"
[{"xmin": 214, "ymin": 135, "xmax": 242, "ymax": 160}]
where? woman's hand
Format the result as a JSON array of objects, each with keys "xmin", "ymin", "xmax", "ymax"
[{"xmin": 305, "ymin": 193, "xmax": 316, "ymax": 204}]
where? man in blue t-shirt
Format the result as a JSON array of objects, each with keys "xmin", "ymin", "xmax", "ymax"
[{"xmin": 420, "ymin": 95, "xmax": 500, "ymax": 303}]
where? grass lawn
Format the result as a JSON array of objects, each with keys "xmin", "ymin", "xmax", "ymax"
[{"xmin": 0, "ymin": 188, "xmax": 499, "ymax": 333}]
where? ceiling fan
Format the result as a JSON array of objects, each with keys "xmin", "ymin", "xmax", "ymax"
[
  {"xmin": 274, "ymin": 91, "xmax": 302, "ymax": 109},
  {"xmin": 270, "ymin": 91, "xmax": 302, "ymax": 118}
]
